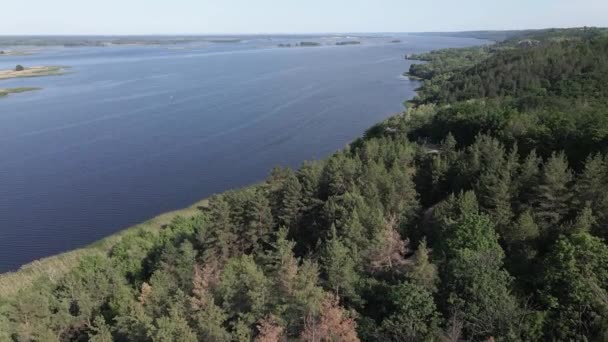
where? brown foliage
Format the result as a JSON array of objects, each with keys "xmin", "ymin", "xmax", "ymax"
[
  {"xmin": 138, "ymin": 282, "xmax": 152, "ymax": 305},
  {"xmin": 255, "ymin": 315, "xmax": 285, "ymax": 342},
  {"xmin": 367, "ymin": 215, "xmax": 410, "ymax": 273},
  {"xmin": 190, "ymin": 262, "xmax": 220, "ymax": 311},
  {"xmin": 300, "ymin": 294, "xmax": 359, "ymax": 342}
]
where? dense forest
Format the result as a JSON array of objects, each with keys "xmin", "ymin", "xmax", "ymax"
[{"xmin": 2, "ymin": 27, "xmax": 608, "ymax": 341}]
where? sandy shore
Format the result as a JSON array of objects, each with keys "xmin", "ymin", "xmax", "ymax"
[{"xmin": 0, "ymin": 66, "xmax": 64, "ymax": 80}]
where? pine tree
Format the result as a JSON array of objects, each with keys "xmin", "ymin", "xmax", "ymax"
[
  {"xmin": 217, "ymin": 255, "xmax": 271, "ymax": 326},
  {"xmin": 321, "ymin": 226, "xmax": 359, "ymax": 299},
  {"xmin": 300, "ymin": 294, "xmax": 359, "ymax": 342},
  {"xmin": 242, "ymin": 189, "xmax": 274, "ymax": 254},
  {"xmin": 541, "ymin": 233, "xmax": 608, "ymax": 340},
  {"xmin": 439, "ymin": 212, "xmax": 521, "ymax": 340},
  {"xmin": 514, "ymin": 149, "xmax": 541, "ymax": 211},
  {"xmin": 379, "ymin": 282, "xmax": 440, "ymax": 341},
  {"xmin": 276, "ymin": 172, "xmax": 303, "ymax": 231},
  {"xmin": 574, "ymin": 153, "xmax": 608, "ymax": 235},
  {"xmin": 153, "ymin": 307, "xmax": 198, "ymax": 342},
  {"xmin": 533, "ymin": 152, "xmax": 573, "ymax": 231},
  {"xmin": 203, "ymin": 196, "xmax": 236, "ymax": 262},
  {"xmin": 89, "ymin": 317, "xmax": 114, "ymax": 342},
  {"xmin": 255, "ymin": 315, "xmax": 285, "ymax": 342},
  {"xmin": 504, "ymin": 210, "xmax": 540, "ymax": 243},
  {"xmin": 476, "ymin": 165, "xmax": 514, "ymax": 233},
  {"xmin": 408, "ymin": 239, "xmax": 439, "ymax": 292},
  {"xmin": 366, "ymin": 215, "xmax": 409, "ymax": 274}
]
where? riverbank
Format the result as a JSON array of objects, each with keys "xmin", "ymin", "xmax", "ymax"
[
  {"xmin": 0, "ymin": 66, "xmax": 64, "ymax": 80},
  {"xmin": 0, "ymin": 197, "xmax": 209, "ymax": 297},
  {"xmin": 0, "ymin": 87, "xmax": 40, "ymax": 97}
]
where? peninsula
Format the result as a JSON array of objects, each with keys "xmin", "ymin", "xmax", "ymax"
[
  {"xmin": 0, "ymin": 65, "xmax": 65, "ymax": 80},
  {"xmin": 0, "ymin": 87, "xmax": 40, "ymax": 98}
]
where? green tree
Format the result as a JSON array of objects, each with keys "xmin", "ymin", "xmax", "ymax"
[
  {"xmin": 379, "ymin": 282, "xmax": 440, "ymax": 341},
  {"xmin": 321, "ymin": 226, "xmax": 359, "ymax": 300},
  {"xmin": 202, "ymin": 195, "xmax": 236, "ymax": 262},
  {"xmin": 275, "ymin": 171, "xmax": 303, "ymax": 230},
  {"xmin": 152, "ymin": 307, "xmax": 197, "ymax": 342},
  {"xmin": 533, "ymin": 151, "xmax": 573, "ymax": 231},
  {"xmin": 89, "ymin": 316, "xmax": 114, "ymax": 342},
  {"xmin": 437, "ymin": 206, "xmax": 522, "ymax": 339},
  {"xmin": 541, "ymin": 233, "xmax": 608, "ymax": 340},
  {"xmin": 241, "ymin": 189, "xmax": 274, "ymax": 254},
  {"xmin": 574, "ymin": 153, "xmax": 608, "ymax": 236},
  {"xmin": 218, "ymin": 255, "xmax": 271, "ymax": 327},
  {"xmin": 408, "ymin": 239, "xmax": 439, "ymax": 292}
]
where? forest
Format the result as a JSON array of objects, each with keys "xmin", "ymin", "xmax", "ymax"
[{"xmin": 1, "ymin": 27, "xmax": 608, "ymax": 341}]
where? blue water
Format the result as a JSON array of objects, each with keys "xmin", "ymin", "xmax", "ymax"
[{"xmin": 0, "ymin": 35, "xmax": 482, "ymax": 272}]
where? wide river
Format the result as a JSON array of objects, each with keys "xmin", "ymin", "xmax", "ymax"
[{"xmin": 0, "ymin": 35, "xmax": 482, "ymax": 272}]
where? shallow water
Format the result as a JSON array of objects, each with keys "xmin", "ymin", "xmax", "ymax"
[{"xmin": 0, "ymin": 35, "xmax": 482, "ymax": 272}]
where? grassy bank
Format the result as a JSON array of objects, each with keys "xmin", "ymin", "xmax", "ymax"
[{"xmin": 0, "ymin": 197, "xmax": 209, "ymax": 297}]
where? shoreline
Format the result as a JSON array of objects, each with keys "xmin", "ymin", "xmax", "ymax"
[
  {"xmin": 0, "ymin": 42, "xmax": 442, "ymax": 296},
  {"xmin": 0, "ymin": 87, "xmax": 41, "ymax": 98},
  {"xmin": 0, "ymin": 65, "xmax": 65, "ymax": 80},
  {"xmin": 0, "ymin": 197, "xmax": 210, "ymax": 296},
  {"xmin": 0, "ymin": 50, "xmax": 33, "ymax": 57}
]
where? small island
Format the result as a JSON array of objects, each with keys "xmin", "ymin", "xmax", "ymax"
[
  {"xmin": 0, "ymin": 50, "xmax": 32, "ymax": 57},
  {"xmin": 335, "ymin": 41, "xmax": 361, "ymax": 46},
  {"xmin": 278, "ymin": 42, "xmax": 322, "ymax": 48},
  {"xmin": 390, "ymin": 39, "xmax": 402, "ymax": 43},
  {"xmin": 298, "ymin": 41, "xmax": 321, "ymax": 47},
  {"xmin": 0, "ymin": 65, "xmax": 65, "ymax": 80},
  {"xmin": 0, "ymin": 87, "xmax": 41, "ymax": 98}
]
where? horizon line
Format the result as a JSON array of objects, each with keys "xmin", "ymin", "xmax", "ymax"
[{"xmin": 0, "ymin": 26, "xmax": 603, "ymax": 37}]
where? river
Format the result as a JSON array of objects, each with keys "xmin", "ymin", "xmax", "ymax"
[{"xmin": 0, "ymin": 34, "xmax": 482, "ymax": 271}]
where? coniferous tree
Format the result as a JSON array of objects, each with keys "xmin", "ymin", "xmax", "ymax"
[
  {"xmin": 541, "ymin": 233, "xmax": 608, "ymax": 340},
  {"xmin": 276, "ymin": 172, "xmax": 303, "ymax": 231},
  {"xmin": 533, "ymin": 152, "xmax": 573, "ymax": 231},
  {"xmin": 321, "ymin": 225, "xmax": 359, "ymax": 300},
  {"xmin": 242, "ymin": 189, "xmax": 274, "ymax": 254},
  {"xmin": 408, "ymin": 238, "xmax": 439, "ymax": 292},
  {"xmin": 203, "ymin": 196, "xmax": 236, "ymax": 262},
  {"xmin": 379, "ymin": 282, "xmax": 440, "ymax": 341}
]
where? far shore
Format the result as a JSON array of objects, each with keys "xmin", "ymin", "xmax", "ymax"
[{"xmin": 0, "ymin": 65, "xmax": 65, "ymax": 80}]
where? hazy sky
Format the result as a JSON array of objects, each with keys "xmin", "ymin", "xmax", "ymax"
[{"xmin": 2, "ymin": 0, "xmax": 607, "ymax": 35}]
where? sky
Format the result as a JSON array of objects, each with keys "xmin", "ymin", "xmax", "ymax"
[{"xmin": 2, "ymin": 0, "xmax": 607, "ymax": 35}]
